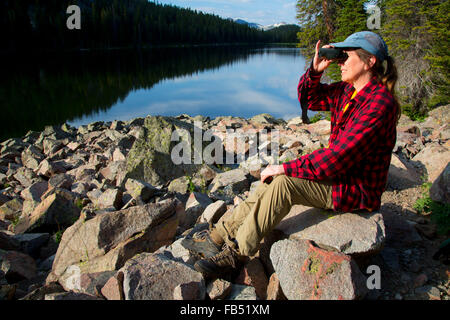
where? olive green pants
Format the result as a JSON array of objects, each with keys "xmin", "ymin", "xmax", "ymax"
[{"xmin": 215, "ymin": 175, "xmax": 333, "ymax": 256}]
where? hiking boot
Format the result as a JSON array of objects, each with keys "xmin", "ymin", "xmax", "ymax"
[
  {"xmin": 194, "ymin": 243, "xmax": 243, "ymax": 279},
  {"xmin": 181, "ymin": 229, "xmax": 223, "ymax": 259}
]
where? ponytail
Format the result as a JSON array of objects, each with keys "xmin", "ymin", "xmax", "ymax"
[{"xmin": 381, "ymin": 56, "xmax": 401, "ymax": 124}]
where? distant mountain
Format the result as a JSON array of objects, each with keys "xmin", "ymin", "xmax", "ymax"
[
  {"xmin": 262, "ymin": 22, "xmax": 289, "ymax": 31},
  {"xmin": 231, "ymin": 19, "xmax": 296, "ymax": 31},
  {"xmin": 232, "ymin": 19, "xmax": 264, "ymax": 30}
]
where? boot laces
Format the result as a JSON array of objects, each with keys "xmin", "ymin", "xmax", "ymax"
[{"xmin": 210, "ymin": 244, "xmax": 237, "ymax": 268}]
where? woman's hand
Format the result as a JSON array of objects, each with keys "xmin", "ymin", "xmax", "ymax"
[
  {"xmin": 261, "ymin": 165, "xmax": 285, "ymax": 183},
  {"xmin": 312, "ymin": 40, "xmax": 334, "ymax": 73}
]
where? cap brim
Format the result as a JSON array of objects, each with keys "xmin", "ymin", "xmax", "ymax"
[{"xmin": 329, "ymin": 41, "xmax": 361, "ymax": 49}]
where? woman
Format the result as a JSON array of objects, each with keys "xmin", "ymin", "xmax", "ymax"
[{"xmin": 188, "ymin": 31, "xmax": 400, "ymax": 278}]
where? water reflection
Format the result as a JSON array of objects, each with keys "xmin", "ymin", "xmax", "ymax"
[{"xmin": 0, "ymin": 46, "xmax": 307, "ymax": 141}]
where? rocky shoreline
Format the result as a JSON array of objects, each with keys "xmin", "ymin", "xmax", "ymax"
[{"xmin": 0, "ymin": 105, "xmax": 449, "ymax": 300}]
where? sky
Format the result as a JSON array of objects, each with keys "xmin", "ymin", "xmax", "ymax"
[{"xmin": 155, "ymin": 0, "xmax": 299, "ymax": 26}]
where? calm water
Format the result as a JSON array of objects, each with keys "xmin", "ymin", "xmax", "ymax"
[{"xmin": 0, "ymin": 46, "xmax": 309, "ymax": 141}]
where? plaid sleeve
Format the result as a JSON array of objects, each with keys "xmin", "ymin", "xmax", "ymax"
[
  {"xmin": 284, "ymin": 93, "xmax": 392, "ymax": 180},
  {"xmin": 298, "ymin": 67, "xmax": 347, "ymax": 112}
]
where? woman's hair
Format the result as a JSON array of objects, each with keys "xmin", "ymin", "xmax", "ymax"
[{"xmin": 355, "ymin": 48, "xmax": 401, "ymax": 124}]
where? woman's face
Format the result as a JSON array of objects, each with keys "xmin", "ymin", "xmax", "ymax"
[{"xmin": 338, "ymin": 50, "xmax": 372, "ymax": 85}]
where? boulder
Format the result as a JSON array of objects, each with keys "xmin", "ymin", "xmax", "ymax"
[
  {"xmin": 234, "ymin": 258, "xmax": 268, "ymax": 300},
  {"xmin": 125, "ymin": 116, "xmax": 202, "ymax": 186},
  {"xmin": 48, "ymin": 173, "xmax": 73, "ymax": 190},
  {"xmin": 387, "ymin": 154, "xmax": 421, "ymax": 189},
  {"xmin": 101, "ymin": 271, "xmax": 124, "ymax": 300},
  {"xmin": 168, "ymin": 176, "xmax": 190, "ymax": 194},
  {"xmin": 124, "ymin": 178, "xmax": 158, "ymax": 202},
  {"xmin": 19, "ymin": 282, "xmax": 65, "ymax": 300},
  {"xmin": 120, "ymin": 252, "xmax": 205, "ymax": 300},
  {"xmin": 275, "ymin": 205, "xmax": 385, "ymax": 256},
  {"xmin": 13, "ymin": 167, "xmax": 38, "ymax": 188},
  {"xmin": 206, "ymin": 278, "xmax": 232, "ymax": 300},
  {"xmin": 20, "ymin": 181, "xmax": 49, "ymax": 202},
  {"xmin": 48, "ymin": 199, "xmax": 181, "ymax": 283},
  {"xmin": 304, "ymin": 120, "xmax": 331, "ymax": 136},
  {"xmin": 21, "ymin": 146, "xmax": 45, "ymax": 170},
  {"xmin": 412, "ymin": 143, "xmax": 450, "ymax": 183},
  {"xmin": 0, "ymin": 249, "xmax": 37, "ymax": 283},
  {"xmin": 0, "ymin": 198, "xmax": 23, "ymax": 221},
  {"xmin": 227, "ymin": 284, "xmax": 258, "ymax": 300},
  {"xmin": 59, "ymin": 270, "xmax": 116, "ymax": 296},
  {"xmin": 198, "ymin": 200, "xmax": 227, "ymax": 224},
  {"xmin": 266, "ymin": 273, "xmax": 287, "ymax": 300},
  {"xmin": 430, "ymin": 162, "xmax": 450, "ymax": 204},
  {"xmin": 270, "ymin": 239, "xmax": 368, "ymax": 300},
  {"xmin": 14, "ymin": 189, "xmax": 81, "ymax": 234},
  {"xmin": 95, "ymin": 188, "xmax": 123, "ymax": 210},
  {"xmin": 11, "ymin": 233, "xmax": 50, "ymax": 258},
  {"xmin": 182, "ymin": 192, "xmax": 213, "ymax": 230},
  {"xmin": 44, "ymin": 292, "xmax": 103, "ymax": 300},
  {"xmin": 208, "ymin": 169, "xmax": 249, "ymax": 200},
  {"xmin": 0, "ymin": 230, "xmax": 20, "ymax": 251},
  {"xmin": 36, "ymin": 160, "xmax": 67, "ymax": 178}
]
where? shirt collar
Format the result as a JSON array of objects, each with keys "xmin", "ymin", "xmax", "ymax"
[{"xmin": 352, "ymin": 76, "xmax": 380, "ymax": 106}]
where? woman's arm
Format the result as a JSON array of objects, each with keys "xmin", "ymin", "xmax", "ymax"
[{"xmin": 299, "ymin": 41, "xmax": 346, "ymax": 112}]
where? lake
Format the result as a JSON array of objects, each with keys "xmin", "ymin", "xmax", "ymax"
[{"xmin": 0, "ymin": 45, "xmax": 310, "ymax": 141}]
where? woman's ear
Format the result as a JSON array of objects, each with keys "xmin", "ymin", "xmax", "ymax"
[{"xmin": 369, "ymin": 56, "xmax": 377, "ymax": 68}]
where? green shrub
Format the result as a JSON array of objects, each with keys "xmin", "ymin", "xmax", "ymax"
[{"xmin": 413, "ymin": 183, "xmax": 450, "ymax": 235}]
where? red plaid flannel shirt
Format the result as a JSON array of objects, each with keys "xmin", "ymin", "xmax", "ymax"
[{"xmin": 283, "ymin": 67, "xmax": 398, "ymax": 212}]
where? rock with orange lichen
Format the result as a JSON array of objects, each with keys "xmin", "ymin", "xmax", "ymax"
[{"xmin": 270, "ymin": 239, "xmax": 368, "ymax": 300}]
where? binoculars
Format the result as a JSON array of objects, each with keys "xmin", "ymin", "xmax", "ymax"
[{"xmin": 318, "ymin": 47, "xmax": 349, "ymax": 62}]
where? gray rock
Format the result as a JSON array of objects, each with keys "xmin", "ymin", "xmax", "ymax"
[
  {"xmin": 182, "ymin": 192, "xmax": 213, "ymax": 230},
  {"xmin": 19, "ymin": 282, "xmax": 64, "ymax": 300},
  {"xmin": 270, "ymin": 239, "xmax": 368, "ymax": 300},
  {"xmin": 38, "ymin": 254, "xmax": 55, "ymax": 271},
  {"xmin": 0, "ymin": 198, "xmax": 23, "ymax": 221},
  {"xmin": 21, "ymin": 146, "xmax": 45, "ymax": 170},
  {"xmin": 13, "ymin": 167, "xmax": 38, "ymax": 188},
  {"xmin": 124, "ymin": 178, "xmax": 157, "ymax": 202},
  {"xmin": 0, "ymin": 230, "xmax": 20, "ymax": 251},
  {"xmin": 430, "ymin": 162, "xmax": 450, "ymax": 204},
  {"xmin": 206, "ymin": 278, "xmax": 232, "ymax": 300},
  {"xmin": 11, "ymin": 233, "xmax": 50, "ymax": 258},
  {"xmin": 44, "ymin": 292, "xmax": 102, "ymax": 300},
  {"xmin": 0, "ymin": 249, "xmax": 37, "ymax": 283},
  {"xmin": 20, "ymin": 181, "xmax": 49, "ymax": 202},
  {"xmin": 198, "ymin": 200, "xmax": 227, "ymax": 224},
  {"xmin": 121, "ymin": 252, "xmax": 205, "ymax": 300},
  {"xmin": 275, "ymin": 205, "xmax": 385, "ymax": 256},
  {"xmin": 227, "ymin": 284, "xmax": 258, "ymax": 300},
  {"xmin": 96, "ymin": 188, "xmax": 123, "ymax": 210},
  {"xmin": 412, "ymin": 143, "xmax": 450, "ymax": 183},
  {"xmin": 208, "ymin": 169, "xmax": 249, "ymax": 200},
  {"xmin": 47, "ymin": 199, "xmax": 181, "ymax": 283},
  {"xmin": 168, "ymin": 176, "xmax": 190, "ymax": 194},
  {"xmin": 125, "ymin": 116, "xmax": 203, "ymax": 186},
  {"xmin": 36, "ymin": 159, "xmax": 67, "ymax": 178},
  {"xmin": 14, "ymin": 189, "xmax": 81, "ymax": 234},
  {"xmin": 48, "ymin": 173, "xmax": 73, "ymax": 190}
]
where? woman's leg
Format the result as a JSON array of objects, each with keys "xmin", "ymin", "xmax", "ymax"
[{"xmin": 216, "ymin": 175, "xmax": 333, "ymax": 256}]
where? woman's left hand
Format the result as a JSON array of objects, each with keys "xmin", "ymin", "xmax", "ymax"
[{"xmin": 261, "ymin": 165, "xmax": 285, "ymax": 183}]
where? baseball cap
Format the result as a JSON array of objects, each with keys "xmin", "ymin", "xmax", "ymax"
[{"xmin": 329, "ymin": 31, "xmax": 389, "ymax": 62}]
